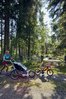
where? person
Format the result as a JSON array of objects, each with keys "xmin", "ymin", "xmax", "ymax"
[
  {"xmin": 40, "ymin": 61, "xmax": 44, "ymax": 75},
  {"xmin": 2, "ymin": 50, "xmax": 12, "ymax": 66},
  {"xmin": 64, "ymin": 55, "xmax": 66, "ymax": 63},
  {"xmin": 40, "ymin": 60, "xmax": 48, "ymax": 81}
]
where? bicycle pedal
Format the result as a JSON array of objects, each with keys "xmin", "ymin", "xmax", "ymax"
[
  {"xmin": 40, "ymin": 73, "xmax": 44, "ymax": 77},
  {"xmin": 22, "ymin": 74, "xmax": 27, "ymax": 77}
]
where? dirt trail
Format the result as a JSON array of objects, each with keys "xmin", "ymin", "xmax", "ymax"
[{"xmin": 0, "ymin": 74, "xmax": 66, "ymax": 99}]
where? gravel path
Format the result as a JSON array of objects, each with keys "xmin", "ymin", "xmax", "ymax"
[{"xmin": 0, "ymin": 74, "xmax": 66, "ymax": 99}]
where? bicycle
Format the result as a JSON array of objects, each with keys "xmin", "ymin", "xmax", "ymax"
[
  {"xmin": 0, "ymin": 60, "xmax": 14, "ymax": 74},
  {"xmin": 36, "ymin": 64, "xmax": 54, "ymax": 76}
]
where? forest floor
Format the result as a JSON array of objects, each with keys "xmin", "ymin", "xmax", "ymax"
[{"xmin": 0, "ymin": 71, "xmax": 66, "ymax": 99}]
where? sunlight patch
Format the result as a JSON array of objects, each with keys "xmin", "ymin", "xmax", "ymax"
[
  {"xmin": 4, "ymin": 84, "xmax": 10, "ymax": 88},
  {"xmin": 24, "ymin": 94, "xmax": 29, "ymax": 98},
  {"xmin": 64, "ymin": 78, "xmax": 66, "ymax": 81},
  {"xmin": 0, "ymin": 93, "xmax": 3, "ymax": 97},
  {"xmin": 14, "ymin": 83, "xmax": 20, "ymax": 90}
]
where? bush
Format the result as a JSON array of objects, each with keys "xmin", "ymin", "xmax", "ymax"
[{"xmin": 23, "ymin": 60, "xmax": 41, "ymax": 70}]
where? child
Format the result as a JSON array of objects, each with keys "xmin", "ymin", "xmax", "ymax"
[{"xmin": 2, "ymin": 50, "xmax": 12, "ymax": 66}]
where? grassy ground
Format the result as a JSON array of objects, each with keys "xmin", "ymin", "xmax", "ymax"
[
  {"xmin": 0, "ymin": 60, "xmax": 66, "ymax": 99},
  {"xmin": 0, "ymin": 73, "xmax": 66, "ymax": 99}
]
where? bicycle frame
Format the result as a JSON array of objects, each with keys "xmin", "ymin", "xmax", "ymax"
[
  {"xmin": 43, "ymin": 65, "xmax": 51, "ymax": 71},
  {"xmin": 36, "ymin": 63, "xmax": 53, "ymax": 76}
]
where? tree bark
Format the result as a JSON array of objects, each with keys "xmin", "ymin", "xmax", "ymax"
[
  {"xmin": 27, "ymin": 32, "xmax": 31, "ymax": 60},
  {"xmin": 4, "ymin": 0, "xmax": 9, "ymax": 52},
  {"xmin": 0, "ymin": 19, "xmax": 3, "ymax": 55}
]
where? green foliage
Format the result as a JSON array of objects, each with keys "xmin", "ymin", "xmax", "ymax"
[
  {"xmin": 0, "ymin": 0, "xmax": 52, "ymax": 63},
  {"xmin": 58, "ymin": 65, "xmax": 66, "ymax": 74},
  {"xmin": 23, "ymin": 59, "xmax": 41, "ymax": 71},
  {"xmin": 23, "ymin": 60, "xmax": 36, "ymax": 69},
  {"xmin": 16, "ymin": 0, "xmax": 40, "ymax": 60},
  {"xmin": 47, "ymin": 0, "xmax": 66, "ymax": 55},
  {"xmin": 15, "ymin": 0, "xmax": 49, "ymax": 60}
]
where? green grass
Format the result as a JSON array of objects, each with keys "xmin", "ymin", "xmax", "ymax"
[
  {"xmin": 52, "ymin": 81, "xmax": 66, "ymax": 91},
  {"xmin": 58, "ymin": 65, "xmax": 66, "ymax": 74},
  {"xmin": 53, "ymin": 68, "xmax": 60, "ymax": 74}
]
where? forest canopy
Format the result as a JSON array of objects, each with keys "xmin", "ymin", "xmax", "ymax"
[{"xmin": 0, "ymin": 0, "xmax": 66, "ymax": 62}]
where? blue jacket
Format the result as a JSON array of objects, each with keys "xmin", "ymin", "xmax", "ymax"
[{"xmin": 3, "ymin": 54, "xmax": 11, "ymax": 61}]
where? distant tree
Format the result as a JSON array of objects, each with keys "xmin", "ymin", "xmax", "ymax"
[{"xmin": 47, "ymin": 0, "xmax": 66, "ymax": 54}]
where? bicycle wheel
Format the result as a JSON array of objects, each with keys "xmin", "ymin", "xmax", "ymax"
[
  {"xmin": 36, "ymin": 69, "xmax": 41, "ymax": 75},
  {"xmin": 10, "ymin": 70, "xmax": 19, "ymax": 80},
  {"xmin": 0, "ymin": 65, "xmax": 8, "ymax": 73},
  {"xmin": 47, "ymin": 69, "xmax": 53, "ymax": 76},
  {"xmin": 29, "ymin": 71, "xmax": 35, "ymax": 78}
]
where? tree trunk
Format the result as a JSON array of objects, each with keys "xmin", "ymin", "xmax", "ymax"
[
  {"xmin": 27, "ymin": 33, "xmax": 31, "ymax": 60},
  {"xmin": 45, "ymin": 43, "xmax": 48, "ymax": 54},
  {"xmin": 4, "ymin": 0, "xmax": 9, "ymax": 52},
  {"xmin": 15, "ymin": 43, "xmax": 18, "ymax": 59},
  {"xmin": 18, "ymin": 44, "xmax": 23, "ymax": 61},
  {"xmin": 10, "ymin": 20, "xmax": 13, "ymax": 55},
  {"xmin": 0, "ymin": 19, "xmax": 3, "ymax": 56},
  {"xmin": 41, "ymin": 46, "xmax": 44, "ymax": 62}
]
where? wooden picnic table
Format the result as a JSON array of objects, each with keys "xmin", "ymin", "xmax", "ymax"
[
  {"xmin": 43, "ymin": 59, "xmax": 63, "ymax": 67},
  {"xmin": 43, "ymin": 59, "xmax": 61, "ymax": 62}
]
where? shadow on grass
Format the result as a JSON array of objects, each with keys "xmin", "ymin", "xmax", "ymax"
[
  {"xmin": 0, "ymin": 74, "xmax": 42, "ymax": 99},
  {"xmin": 0, "ymin": 72, "xmax": 66, "ymax": 99},
  {"xmin": 0, "ymin": 76, "xmax": 33, "ymax": 99},
  {"xmin": 47, "ymin": 74, "xmax": 66, "ymax": 99},
  {"xmin": 41, "ymin": 93, "xmax": 47, "ymax": 99},
  {"xmin": 38, "ymin": 73, "xmax": 66, "ymax": 99},
  {"xmin": 58, "ymin": 65, "xmax": 66, "ymax": 74}
]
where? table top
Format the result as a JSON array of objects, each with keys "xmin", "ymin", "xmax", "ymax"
[{"xmin": 43, "ymin": 59, "xmax": 61, "ymax": 62}]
